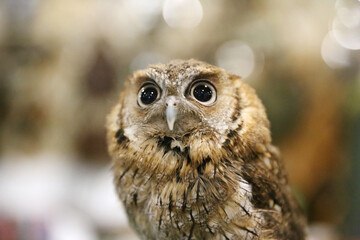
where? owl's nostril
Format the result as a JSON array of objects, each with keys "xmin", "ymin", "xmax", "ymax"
[{"xmin": 166, "ymin": 102, "xmax": 176, "ymax": 107}]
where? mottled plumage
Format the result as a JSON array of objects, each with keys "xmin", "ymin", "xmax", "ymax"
[{"xmin": 106, "ymin": 59, "xmax": 306, "ymax": 239}]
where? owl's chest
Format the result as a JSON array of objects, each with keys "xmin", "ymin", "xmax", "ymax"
[
  {"xmin": 117, "ymin": 165, "xmax": 260, "ymax": 240},
  {"xmin": 117, "ymin": 170, "xmax": 215, "ymax": 239}
]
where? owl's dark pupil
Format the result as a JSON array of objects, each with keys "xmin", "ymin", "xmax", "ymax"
[
  {"xmin": 193, "ymin": 84, "xmax": 212, "ymax": 102},
  {"xmin": 141, "ymin": 87, "xmax": 158, "ymax": 104}
]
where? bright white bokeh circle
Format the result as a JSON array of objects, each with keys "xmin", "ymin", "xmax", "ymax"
[
  {"xmin": 162, "ymin": 0, "xmax": 203, "ymax": 29},
  {"xmin": 321, "ymin": 31, "xmax": 351, "ymax": 69},
  {"xmin": 215, "ymin": 41, "xmax": 255, "ymax": 79},
  {"xmin": 332, "ymin": 18, "xmax": 360, "ymax": 50}
]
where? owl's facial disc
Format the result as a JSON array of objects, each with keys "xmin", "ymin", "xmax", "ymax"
[
  {"xmin": 164, "ymin": 81, "xmax": 217, "ymax": 131},
  {"xmin": 135, "ymin": 75, "xmax": 219, "ymax": 135}
]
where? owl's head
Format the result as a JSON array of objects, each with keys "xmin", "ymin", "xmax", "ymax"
[{"xmin": 108, "ymin": 59, "xmax": 271, "ymax": 160}]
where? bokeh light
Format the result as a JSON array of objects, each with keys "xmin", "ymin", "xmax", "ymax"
[
  {"xmin": 336, "ymin": 5, "xmax": 360, "ymax": 29},
  {"xmin": 48, "ymin": 210, "xmax": 97, "ymax": 240},
  {"xmin": 321, "ymin": 31, "xmax": 351, "ymax": 69},
  {"xmin": 162, "ymin": 0, "xmax": 203, "ymax": 29},
  {"xmin": 332, "ymin": 18, "xmax": 360, "ymax": 50},
  {"xmin": 215, "ymin": 41, "xmax": 255, "ymax": 79},
  {"xmin": 321, "ymin": 0, "xmax": 360, "ymax": 69},
  {"xmin": 122, "ymin": 0, "xmax": 163, "ymax": 32}
]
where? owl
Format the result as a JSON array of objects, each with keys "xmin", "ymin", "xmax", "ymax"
[{"xmin": 106, "ymin": 59, "xmax": 306, "ymax": 240}]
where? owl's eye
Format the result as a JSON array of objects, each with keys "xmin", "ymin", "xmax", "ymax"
[
  {"xmin": 190, "ymin": 81, "xmax": 217, "ymax": 106},
  {"xmin": 138, "ymin": 83, "xmax": 161, "ymax": 107}
]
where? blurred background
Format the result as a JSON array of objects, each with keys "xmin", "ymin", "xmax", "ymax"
[{"xmin": 0, "ymin": 0, "xmax": 359, "ymax": 239}]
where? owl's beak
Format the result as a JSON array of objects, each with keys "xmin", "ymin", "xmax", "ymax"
[{"xmin": 166, "ymin": 97, "xmax": 177, "ymax": 131}]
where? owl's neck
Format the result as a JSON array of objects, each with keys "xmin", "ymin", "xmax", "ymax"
[
  {"xmin": 115, "ymin": 130, "xmax": 246, "ymax": 189},
  {"xmin": 116, "ymin": 131, "xmax": 251, "ymax": 208}
]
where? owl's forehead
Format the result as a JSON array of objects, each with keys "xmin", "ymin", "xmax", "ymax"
[
  {"xmin": 146, "ymin": 65, "xmax": 199, "ymax": 88},
  {"xmin": 137, "ymin": 60, "xmax": 220, "ymax": 89}
]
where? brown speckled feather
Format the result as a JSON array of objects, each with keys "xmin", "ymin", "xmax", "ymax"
[{"xmin": 107, "ymin": 59, "xmax": 306, "ymax": 240}]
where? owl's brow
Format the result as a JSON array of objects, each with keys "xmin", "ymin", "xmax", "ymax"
[
  {"xmin": 174, "ymin": 72, "xmax": 219, "ymax": 95},
  {"xmin": 191, "ymin": 72, "xmax": 219, "ymax": 83},
  {"xmin": 143, "ymin": 70, "xmax": 221, "ymax": 94},
  {"xmin": 143, "ymin": 70, "xmax": 167, "ymax": 87},
  {"xmin": 133, "ymin": 74, "xmax": 158, "ymax": 88}
]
